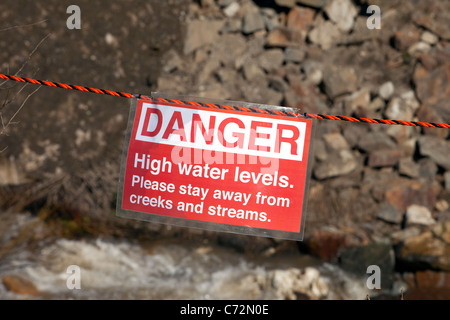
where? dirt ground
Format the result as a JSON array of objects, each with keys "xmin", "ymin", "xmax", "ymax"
[
  {"xmin": 0, "ymin": 0, "xmax": 188, "ymax": 167},
  {"xmin": 0, "ymin": 1, "xmax": 192, "ymax": 226}
]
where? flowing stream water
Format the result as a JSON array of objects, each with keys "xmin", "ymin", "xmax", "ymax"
[{"xmin": 0, "ymin": 212, "xmax": 399, "ymax": 300}]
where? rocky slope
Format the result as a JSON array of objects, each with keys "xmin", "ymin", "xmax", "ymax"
[
  {"xmin": 0, "ymin": 0, "xmax": 449, "ymax": 299},
  {"xmin": 155, "ymin": 0, "xmax": 450, "ymax": 295}
]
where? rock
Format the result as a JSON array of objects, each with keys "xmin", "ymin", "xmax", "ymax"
[
  {"xmin": 339, "ymin": 243, "xmax": 395, "ymax": 289},
  {"xmin": 241, "ymin": 84, "xmax": 284, "ymax": 106},
  {"xmin": 367, "ymin": 97, "xmax": 385, "ymax": 115},
  {"xmin": 213, "ymin": 33, "xmax": 248, "ymax": 69},
  {"xmin": 334, "ymin": 187, "xmax": 379, "ymax": 220},
  {"xmin": 399, "ymin": 158, "xmax": 420, "ymax": 178},
  {"xmin": 217, "ymin": 0, "xmax": 233, "ymax": 7},
  {"xmin": 215, "ymin": 68, "xmax": 238, "ymax": 84},
  {"xmin": 223, "ymin": 2, "xmax": 240, "ymax": 18},
  {"xmin": 420, "ymin": 31, "xmax": 439, "ymax": 45},
  {"xmin": 313, "ymin": 138, "xmax": 327, "ymax": 162},
  {"xmin": 199, "ymin": 0, "xmax": 216, "ymax": 8},
  {"xmin": 296, "ymin": 0, "xmax": 328, "ymax": 8},
  {"xmin": 385, "ymin": 91, "xmax": 419, "ymax": 122},
  {"xmin": 305, "ymin": 228, "xmax": 350, "ymax": 262},
  {"xmin": 216, "ymin": 233, "xmax": 274, "ymax": 254},
  {"xmin": 308, "ymin": 20, "xmax": 342, "ymax": 50},
  {"xmin": 221, "ymin": 19, "xmax": 242, "ymax": 33},
  {"xmin": 413, "ymin": 64, "xmax": 450, "ymax": 121},
  {"xmin": 432, "ymin": 221, "xmax": 450, "ymax": 244},
  {"xmin": 342, "ymin": 123, "xmax": 369, "ymax": 149},
  {"xmin": 268, "ymin": 76, "xmax": 288, "ymax": 93},
  {"xmin": 406, "ymin": 204, "xmax": 436, "ymax": 226},
  {"xmin": 323, "ymin": 0, "xmax": 358, "ymax": 32},
  {"xmin": 384, "ymin": 179, "xmax": 441, "ymax": 213},
  {"xmin": 362, "ymin": 167, "xmax": 397, "ymax": 201},
  {"xmin": 286, "ymin": 6, "xmax": 316, "ymax": 40},
  {"xmin": 386, "ymin": 124, "xmax": 414, "ymax": 145},
  {"xmin": 344, "ymin": 87, "xmax": 371, "ymax": 115},
  {"xmin": 104, "ymin": 32, "xmax": 118, "ymax": 48},
  {"xmin": 400, "ymin": 90, "xmax": 420, "ymax": 114},
  {"xmin": 437, "ymin": 210, "xmax": 450, "ymax": 223},
  {"xmin": 242, "ymin": 12, "xmax": 265, "ymax": 35},
  {"xmin": 0, "ymin": 157, "xmax": 29, "ymax": 186},
  {"xmin": 183, "ymin": 19, "xmax": 223, "ymax": 55},
  {"xmin": 161, "ymin": 49, "xmax": 182, "ymax": 73},
  {"xmin": 406, "ymin": 286, "xmax": 450, "ymax": 300},
  {"xmin": 266, "ymin": 27, "xmax": 304, "ymax": 47},
  {"xmin": 323, "ymin": 131, "xmax": 351, "ymax": 151},
  {"xmin": 412, "ymin": 1, "xmax": 450, "ymax": 40},
  {"xmin": 274, "ymin": 0, "xmax": 296, "ymax": 7},
  {"xmin": 417, "ymin": 158, "xmax": 438, "ymax": 182},
  {"xmin": 284, "ymin": 47, "xmax": 306, "ymax": 63},
  {"xmin": 377, "ymin": 203, "xmax": 403, "ymax": 224},
  {"xmin": 378, "ymin": 81, "xmax": 394, "ymax": 100},
  {"xmin": 242, "ymin": 62, "xmax": 265, "ymax": 81},
  {"xmin": 408, "ymin": 42, "xmax": 431, "ymax": 56},
  {"xmin": 284, "ymin": 87, "xmax": 302, "ymax": 108},
  {"xmin": 322, "ymin": 64, "xmax": 357, "ymax": 99},
  {"xmin": 2, "ymin": 274, "xmax": 40, "ymax": 296},
  {"xmin": 435, "ymin": 200, "xmax": 449, "ymax": 213},
  {"xmin": 197, "ymin": 58, "xmax": 221, "ymax": 85},
  {"xmin": 301, "ymin": 60, "xmax": 323, "ymax": 85},
  {"xmin": 417, "ymin": 47, "xmax": 450, "ymax": 71},
  {"xmin": 196, "ymin": 84, "xmax": 233, "ymax": 100},
  {"xmin": 313, "ymin": 132, "xmax": 358, "ymax": 180},
  {"xmin": 396, "ymin": 222, "xmax": 450, "ymax": 271},
  {"xmin": 418, "ymin": 135, "xmax": 450, "ymax": 170},
  {"xmin": 405, "ymin": 270, "xmax": 450, "ymax": 300},
  {"xmin": 271, "ymin": 267, "xmax": 329, "ymax": 300},
  {"xmin": 415, "ymin": 270, "xmax": 450, "ymax": 288},
  {"xmin": 357, "ymin": 131, "xmax": 396, "ymax": 153},
  {"xmin": 391, "ymin": 227, "xmax": 421, "ymax": 245},
  {"xmin": 416, "ymin": 105, "xmax": 448, "ymax": 139},
  {"xmin": 257, "ymin": 49, "xmax": 285, "ymax": 72},
  {"xmin": 393, "ymin": 25, "xmax": 421, "ymax": 51},
  {"xmin": 157, "ymin": 74, "xmax": 185, "ymax": 94},
  {"xmin": 368, "ymin": 149, "xmax": 402, "ymax": 168},
  {"xmin": 261, "ymin": 7, "xmax": 280, "ymax": 31},
  {"xmin": 400, "ymin": 138, "xmax": 417, "ymax": 158},
  {"xmin": 385, "ymin": 97, "xmax": 413, "ymax": 122},
  {"xmin": 337, "ymin": 16, "xmax": 381, "ymax": 45},
  {"xmin": 285, "ymin": 74, "xmax": 328, "ymax": 113},
  {"xmin": 445, "ymin": 172, "xmax": 450, "ymax": 191}
]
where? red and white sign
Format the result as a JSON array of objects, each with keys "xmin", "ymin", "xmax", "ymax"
[{"xmin": 117, "ymin": 99, "xmax": 313, "ymax": 239}]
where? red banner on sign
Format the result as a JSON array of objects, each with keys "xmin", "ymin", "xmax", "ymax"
[{"xmin": 117, "ymin": 98, "xmax": 314, "ymax": 240}]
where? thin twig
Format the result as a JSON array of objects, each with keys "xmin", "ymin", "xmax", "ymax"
[
  {"xmin": 2, "ymin": 80, "xmax": 31, "ymax": 111},
  {"xmin": 0, "ymin": 33, "xmax": 50, "ymax": 87},
  {"xmin": 0, "ymin": 86, "xmax": 40, "ymax": 136},
  {"xmin": 0, "ymin": 19, "xmax": 48, "ymax": 32},
  {"xmin": 1, "ymin": 82, "xmax": 31, "ymax": 134}
]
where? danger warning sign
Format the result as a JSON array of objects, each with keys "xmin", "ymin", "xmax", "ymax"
[{"xmin": 116, "ymin": 97, "xmax": 314, "ymax": 240}]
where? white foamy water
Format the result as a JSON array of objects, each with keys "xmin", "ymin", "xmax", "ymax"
[{"xmin": 0, "ymin": 237, "xmax": 378, "ymax": 300}]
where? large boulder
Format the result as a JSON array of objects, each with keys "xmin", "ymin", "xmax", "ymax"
[{"xmin": 395, "ymin": 222, "xmax": 450, "ymax": 271}]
